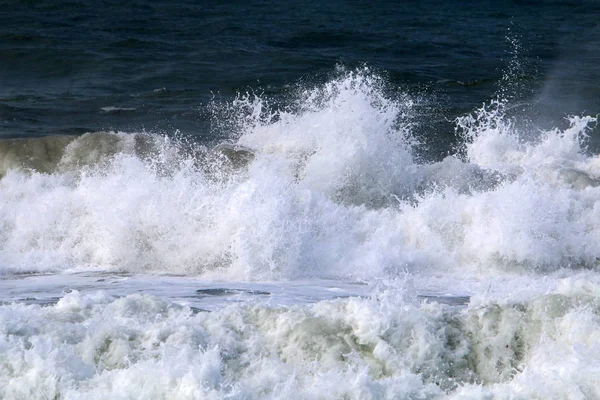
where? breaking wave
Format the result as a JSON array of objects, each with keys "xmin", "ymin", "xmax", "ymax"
[{"xmin": 0, "ymin": 71, "xmax": 598, "ymax": 278}]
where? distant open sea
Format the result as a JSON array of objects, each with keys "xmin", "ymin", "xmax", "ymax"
[{"xmin": 1, "ymin": 1, "xmax": 600, "ymax": 399}]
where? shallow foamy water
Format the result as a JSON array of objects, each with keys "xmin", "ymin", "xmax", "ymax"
[{"xmin": 3, "ymin": 272, "xmax": 600, "ymax": 399}]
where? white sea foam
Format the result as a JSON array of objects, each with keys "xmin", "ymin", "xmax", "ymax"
[
  {"xmin": 100, "ymin": 106, "xmax": 137, "ymax": 113},
  {"xmin": 1, "ymin": 69, "xmax": 600, "ymax": 398},
  {"xmin": 0, "ymin": 71, "xmax": 598, "ymax": 279},
  {"xmin": 2, "ymin": 277, "xmax": 600, "ymax": 399}
]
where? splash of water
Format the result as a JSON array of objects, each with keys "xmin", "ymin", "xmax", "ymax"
[{"xmin": 0, "ymin": 70, "xmax": 598, "ymax": 278}]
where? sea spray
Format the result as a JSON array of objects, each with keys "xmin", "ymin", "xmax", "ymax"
[{"xmin": 0, "ymin": 71, "xmax": 598, "ymax": 278}]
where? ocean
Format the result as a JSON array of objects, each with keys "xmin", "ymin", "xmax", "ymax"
[{"xmin": 1, "ymin": 1, "xmax": 600, "ymax": 398}]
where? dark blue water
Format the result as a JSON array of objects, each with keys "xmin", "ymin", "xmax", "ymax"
[{"xmin": 2, "ymin": 0, "xmax": 599, "ymax": 153}]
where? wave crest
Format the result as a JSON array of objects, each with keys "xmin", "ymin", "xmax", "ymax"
[{"xmin": 0, "ymin": 71, "xmax": 598, "ymax": 277}]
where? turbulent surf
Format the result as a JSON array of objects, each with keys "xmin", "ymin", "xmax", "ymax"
[{"xmin": 1, "ymin": 70, "xmax": 599, "ymax": 399}]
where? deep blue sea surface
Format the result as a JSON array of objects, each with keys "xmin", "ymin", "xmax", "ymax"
[{"xmin": 2, "ymin": 0, "xmax": 599, "ymax": 149}]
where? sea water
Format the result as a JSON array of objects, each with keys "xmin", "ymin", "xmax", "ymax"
[
  {"xmin": 2, "ymin": 1, "xmax": 600, "ymax": 399},
  {"xmin": 1, "ymin": 71, "xmax": 599, "ymax": 399}
]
